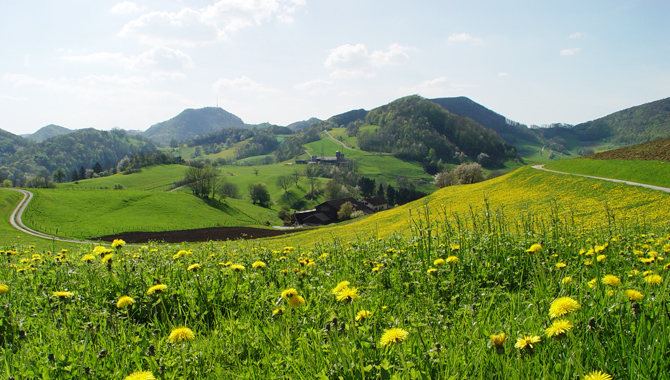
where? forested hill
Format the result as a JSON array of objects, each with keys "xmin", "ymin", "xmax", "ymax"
[
  {"xmin": 25, "ymin": 124, "xmax": 74, "ymax": 143},
  {"xmin": 0, "ymin": 128, "xmax": 33, "ymax": 160},
  {"xmin": 142, "ymin": 107, "xmax": 245, "ymax": 146},
  {"xmin": 359, "ymin": 95, "xmax": 518, "ymax": 166},
  {"xmin": 537, "ymin": 97, "xmax": 670, "ymax": 145},
  {"xmin": 430, "ymin": 97, "xmax": 540, "ymax": 145},
  {"xmin": 1, "ymin": 129, "xmax": 156, "ymax": 185}
]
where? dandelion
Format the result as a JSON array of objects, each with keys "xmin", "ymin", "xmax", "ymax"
[
  {"xmin": 379, "ymin": 328, "xmax": 409, "ymax": 346},
  {"xmin": 602, "ymin": 275, "xmax": 621, "ymax": 287},
  {"xmin": 116, "ymin": 295, "xmax": 135, "ymax": 309},
  {"xmin": 597, "ymin": 255, "xmax": 607, "ymax": 262},
  {"xmin": 556, "ymin": 262, "xmax": 567, "ymax": 268},
  {"xmin": 644, "ymin": 274, "xmax": 663, "ymax": 284},
  {"xmin": 81, "ymin": 254, "xmax": 95, "ymax": 263},
  {"xmin": 624, "ymin": 289, "xmax": 644, "ymax": 301},
  {"xmin": 252, "ymin": 261, "xmax": 267, "ymax": 269},
  {"xmin": 123, "ymin": 371, "xmax": 155, "ymax": 380},
  {"xmin": 272, "ymin": 307, "xmax": 285, "ymax": 316},
  {"xmin": 288, "ymin": 295, "xmax": 305, "ymax": 307},
  {"xmin": 101, "ymin": 254, "xmax": 114, "ymax": 264},
  {"xmin": 52, "ymin": 291, "xmax": 74, "ymax": 299},
  {"xmin": 147, "ymin": 284, "xmax": 167, "ymax": 295},
  {"xmin": 111, "ymin": 239, "xmax": 126, "ymax": 249},
  {"xmin": 356, "ymin": 310, "xmax": 372, "ymax": 321},
  {"xmin": 562, "ymin": 277, "xmax": 573, "ymax": 284},
  {"xmin": 168, "ymin": 326, "xmax": 195, "ymax": 343},
  {"xmin": 332, "ymin": 281, "xmax": 351, "ymax": 295},
  {"xmin": 514, "ymin": 335, "xmax": 541, "ymax": 350},
  {"xmin": 489, "ymin": 333, "xmax": 506, "ymax": 346},
  {"xmin": 427, "ymin": 268, "xmax": 437, "ymax": 275},
  {"xmin": 549, "ymin": 297, "xmax": 580, "ymax": 318},
  {"xmin": 335, "ymin": 287, "xmax": 360, "ymax": 302},
  {"xmin": 526, "ymin": 244, "xmax": 542, "ymax": 253},
  {"xmin": 583, "ymin": 370, "xmax": 612, "ymax": 380},
  {"xmin": 446, "ymin": 256, "xmax": 459, "ymax": 263},
  {"xmin": 281, "ymin": 288, "xmax": 298, "ymax": 299},
  {"xmin": 587, "ymin": 278, "xmax": 598, "ymax": 288},
  {"xmin": 434, "ymin": 258, "xmax": 445, "ymax": 266},
  {"xmin": 0, "ymin": 284, "xmax": 8, "ymax": 294},
  {"xmin": 450, "ymin": 244, "xmax": 460, "ymax": 251},
  {"xmin": 187, "ymin": 263, "xmax": 201, "ymax": 271},
  {"xmin": 545, "ymin": 319, "xmax": 573, "ymax": 338},
  {"xmin": 230, "ymin": 264, "xmax": 245, "ymax": 271}
]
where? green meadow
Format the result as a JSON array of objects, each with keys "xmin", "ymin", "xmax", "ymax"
[
  {"xmin": 545, "ymin": 158, "xmax": 670, "ymax": 188},
  {"xmin": 57, "ymin": 165, "xmax": 187, "ymax": 191}
]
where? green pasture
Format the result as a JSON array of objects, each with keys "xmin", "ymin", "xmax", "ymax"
[
  {"xmin": 57, "ymin": 165, "xmax": 187, "ymax": 191},
  {"xmin": 545, "ymin": 158, "xmax": 670, "ymax": 188}
]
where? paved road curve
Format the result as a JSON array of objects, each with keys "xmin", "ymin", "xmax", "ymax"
[
  {"xmin": 531, "ymin": 164, "xmax": 670, "ymax": 194},
  {"xmin": 5, "ymin": 188, "xmax": 91, "ymax": 244}
]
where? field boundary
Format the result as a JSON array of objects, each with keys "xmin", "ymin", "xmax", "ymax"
[{"xmin": 531, "ymin": 164, "xmax": 670, "ymax": 193}]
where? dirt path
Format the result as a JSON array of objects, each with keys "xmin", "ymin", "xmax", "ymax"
[
  {"xmin": 324, "ymin": 130, "xmax": 357, "ymax": 150},
  {"xmin": 531, "ymin": 164, "xmax": 670, "ymax": 194}
]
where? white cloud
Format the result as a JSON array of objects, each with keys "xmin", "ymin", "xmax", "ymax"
[
  {"xmin": 560, "ymin": 48, "xmax": 580, "ymax": 56},
  {"xmin": 120, "ymin": 0, "xmax": 305, "ymax": 46},
  {"xmin": 498, "ymin": 72, "xmax": 510, "ymax": 77},
  {"xmin": 294, "ymin": 79, "xmax": 334, "ymax": 92},
  {"xmin": 324, "ymin": 43, "xmax": 410, "ymax": 79},
  {"xmin": 448, "ymin": 33, "xmax": 482, "ymax": 43},
  {"xmin": 110, "ymin": 1, "xmax": 146, "ymax": 14},
  {"xmin": 569, "ymin": 32, "xmax": 585, "ymax": 39},
  {"xmin": 212, "ymin": 76, "xmax": 278, "ymax": 93},
  {"xmin": 59, "ymin": 47, "xmax": 193, "ymax": 75}
]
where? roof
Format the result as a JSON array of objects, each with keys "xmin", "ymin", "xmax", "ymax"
[{"xmin": 363, "ymin": 197, "xmax": 387, "ymax": 206}]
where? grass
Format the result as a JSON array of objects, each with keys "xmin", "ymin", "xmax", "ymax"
[
  {"xmin": 57, "ymin": 165, "xmax": 187, "ymax": 191},
  {"xmin": 545, "ymin": 158, "xmax": 670, "ymax": 188},
  {"xmin": 20, "ymin": 189, "xmax": 282, "ymax": 239},
  {"xmin": 0, "ymin": 189, "xmax": 668, "ymax": 378}
]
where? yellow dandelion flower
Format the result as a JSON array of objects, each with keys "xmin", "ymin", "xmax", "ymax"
[
  {"xmin": 624, "ymin": 289, "xmax": 644, "ymax": 301},
  {"xmin": 596, "ymin": 254, "xmax": 607, "ymax": 262},
  {"xmin": 639, "ymin": 257, "xmax": 655, "ymax": 264},
  {"xmin": 584, "ymin": 260, "xmax": 593, "ymax": 266},
  {"xmin": 629, "ymin": 269, "xmax": 640, "ymax": 276},
  {"xmin": 0, "ymin": 284, "xmax": 8, "ymax": 294},
  {"xmin": 336, "ymin": 287, "xmax": 360, "ymax": 302},
  {"xmin": 272, "ymin": 307, "xmax": 285, "ymax": 316},
  {"xmin": 644, "ymin": 274, "xmax": 663, "ymax": 284},
  {"xmin": 123, "ymin": 371, "xmax": 156, "ymax": 380},
  {"xmin": 587, "ymin": 278, "xmax": 598, "ymax": 288},
  {"xmin": 514, "ymin": 335, "xmax": 541, "ymax": 350},
  {"xmin": 101, "ymin": 254, "xmax": 114, "ymax": 264},
  {"xmin": 147, "ymin": 284, "xmax": 167, "ymax": 295},
  {"xmin": 252, "ymin": 261, "xmax": 267, "ymax": 268},
  {"xmin": 427, "ymin": 268, "xmax": 437, "ymax": 275},
  {"xmin": 81, "ymin": 254, "xmax": 95, "ymax": 262},
  {"xmin": 331, "ymin": 281, "xmax": 351, "ymax": 295},
  {"xmin": 230, "ymin": 264, "xmax": 245, "ymax": 271},
  {"xmin": 52, "ymin": 291, "xmax": 74, "ymax": 299},
  {"xmin": 168, "ymin": 326, "xmax": 195, "ymax": 343},
  {"xmin": 561, "ymin": 277, "xmax": 573, "ymax": 284},
  {"xmin": 545, "ymin": 319, "xmax": 573, "ymax": 338},
  {"xmin": 549, "ymin": 297, "xmax": 580, "ymax": 318},
  {"xmin": 602, "ymin": 275, "xmax": 621, "ymax": 287},
  {"xmin": 489, "ymin": 333, "xmax": 506, "ymax": 346},
  {"xmin": 288, "ymin": 295, "xmax": 305, "ymax": 307},
  {"xmin": 450, "ymin": 244, "xmax": 460, "ymax": 251},
  {"xmin": 356, "ymin": 310, "xmax": 372, "ymax": 321},
  {"xmin": 379, "ymin": 328, "xmax": 409, "ymax": 346},
  {"xmin": 556, "ymin": 262, "xmax": 567, "ymax": 268},
  {"xmin": 526, "ymin": 244, "xmax": 542, "ymax": 253},
  {"xmin": 111, "ymin": 239, "xmax": 126, "ymax": 249},
  {"xmin": 583, "ymin": 370, "xmax": 612, "ymax": 380},
  {"xmin": 187, "ymin": 263, "xmax": 201, "ymax": 271},
  {"xmin": 116, "ymin": 295, "xmax": 135, "ymax": 309},
  {"xmin": 434, "ymin": 258, "xmax": 445, "ymax": 266},
  {"xmin": 281, "ymin": 288, "xmax": 298, "ymax": 299},
  {"xmin": 446, "ymin": 256, "xmax": 459, "ymax": 263}
]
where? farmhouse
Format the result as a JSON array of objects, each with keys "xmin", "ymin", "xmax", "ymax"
[
  {"xmin": 294, "ymin": 197, "xmax": 377, "ymax": 226},
  {"xmin": 295, "ymin": 150, "xmax": 350, "ymax": 164}
]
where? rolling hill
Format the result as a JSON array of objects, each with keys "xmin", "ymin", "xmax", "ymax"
[
  {"xmin": 142, "ymin": 107, "xmax": 245, "ymax": 146},
  {"xmin": 25, "ymin": 124, "xmax": 74, "ymax": 143}
]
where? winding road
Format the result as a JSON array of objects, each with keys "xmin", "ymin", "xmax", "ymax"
[
  {"xmin": 5, "ymin": 188, "xmax": 90, "ymax": 244},
  {"xmin": 531, "ymin": 164, "xmax": 670, "ymax": 194}
]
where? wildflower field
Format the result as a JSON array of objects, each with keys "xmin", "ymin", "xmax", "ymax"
[{"xmin": 1, "ymin": 166, "xmax": 670, "ymax": 379}]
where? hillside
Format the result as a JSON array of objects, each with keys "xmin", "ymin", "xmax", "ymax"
[
  {"xmin": 585, "ymin": 136, "xmax": 670, "ymax": 161},
  {"xmin": 25, "ymin": 124, "xmax": 74, "ymax": 143},
  {"xmin": 0, "ymin": 128, "xmax": 32, "ymax": 160},
  {"xmin": 360, "ymin": 95, "xmax": 518, "ymax": 166},
  {"xmin": 537, "ymin": 97, "xmax": 670, "ymax": 146},
  {"xmin": 286, "ymin": 117, "xmax": 321, "ymax": 132},
  {"xmin": 142, "ymin": 107, "xmax": 245, "ymax": 146},
  {"xmin": 430, "ymin": 96, "xmax": 541, "ymax": 145}
]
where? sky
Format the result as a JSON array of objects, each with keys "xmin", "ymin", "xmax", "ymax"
[{"xmin": 1, "ymin": 0, "xmax": 669, "ymax": 135}]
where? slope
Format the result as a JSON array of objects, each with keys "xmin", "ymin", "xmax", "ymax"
[
  {"xmin": 25, "ymin": 124, "xmax": 74, "ymax": 143},
  {"xmin": 143, "ymin": 107, "xmax": 245, "ymax": 146}
]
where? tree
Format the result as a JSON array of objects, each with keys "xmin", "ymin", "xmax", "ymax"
[
  {"xmin": 453, "ymin": 162, "xmax": 484, "ymax": 184},
  {"xmin": 79, "ymin": 166, "xmax": 86, "ymax": 180},
  {"xmin": 386, "ymin": 184, "xmax": 396, "ymax": 206},
  {"xmin": 249, "ymin": 183, "xmax": 271, "ymax": 207},
  {"xmin": 278, "ymin": 205, "xmax": 294, "ymax": 225},
  {"xmin": 276, "ymin": 175, "xmax": 293, "ymax": 193},
  {"xmin": 377, "ymin": 183, "xmax": 385, "ymax": 198},
  {"xmin": 2, "ymin": 179, "xmax": 11, "ymax": 188},
  {"xmin": 184, "ymin": 162, "xmax": 219, "ymax": 198},
  {"xmin": 93, "ymin": 162, "xmax": 103, "ymax": 174},
  {"xmin": 52, "ymin": 168, "xmax": 67, "ymax": 183},
  {"xmin": 337, "ymin": 201, "xmax": 354, "ymax": 220},
  {"xmin": 434, "ymin": 170, "xmax": 458, "ymax": 188},
  {"xmin": 291, "ymin": 170, "xmax": 301, "ymax": 186},
  {"xmin": 218, "ymin": 182, "xmax": 240, "ymax": 199},
  {"xmin": 358, "ymin": 177, "xmax": 376, "ymax": 198}
]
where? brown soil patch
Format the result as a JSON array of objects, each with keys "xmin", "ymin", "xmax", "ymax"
[{"xmin": 96, "ymin": 226, "xmax": 304, "ymax": 243}]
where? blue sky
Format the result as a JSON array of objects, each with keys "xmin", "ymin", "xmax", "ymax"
[{"xmin": 1, "ymin": 0, "xmax": 668, "ymax": 135}]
